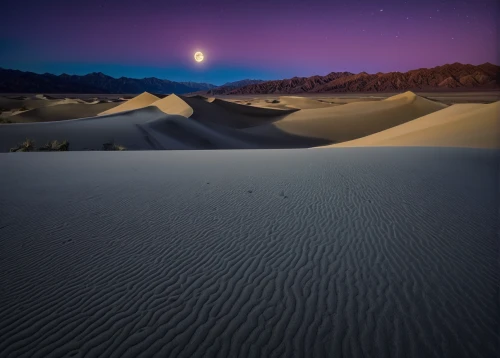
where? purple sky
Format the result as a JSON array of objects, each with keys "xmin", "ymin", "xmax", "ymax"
[{"xmin": 0, "ymin": 0, "xmax": 498, "ymax": 85}]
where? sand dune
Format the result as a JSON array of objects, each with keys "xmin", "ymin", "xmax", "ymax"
[
  {"xmin": 0, "ymin": 97, "xmax": 72, "ymax": 111},
  {"xmin": 151, "ymin": 94, "xmax": 194, "ymax": 117},
  {"xmin": 1, "ymin": 91, "xmax": 495, "ymax": 151},
  {"xmin": 98, "ymin": 92, "xmax": 160, "ymax": 116},
  {"xmin": 278, "ymin": 96, "xmax": 338, "ymax": 109},
  {"xmin": 0, "ymin": 105, "xmax": 330, "ymax": 151},
  {"xmin": 210, "ymin": 98, "xmax": 298, "ymax": 116},
  {"xmin": 0, "ymin": 107, "xmax": 174, "ymax": 151},
  {"xmin": 181, "ymin": 96, "xmax": 297, "ymax": 128},
  {"xmin": 0, "ymin": 96, "xmax": 118, "ymax": 120},
  {"xmin": 7, "ymin": 102, "xmax": 121, "ymax": 123},
  {"xmin": 228, "ymin": 98, "xmax": 294, "ymax": 110},
  {"xmin": 0, "ymin": 148, "xmax": 498, "ymax": 357},
  {"xmin": 322, "ymin": 101, "xmax": 500, "ymax": 148},
  {"xmin": 246, "ymin": 91, "xmax": 447, "ymax": 143}
]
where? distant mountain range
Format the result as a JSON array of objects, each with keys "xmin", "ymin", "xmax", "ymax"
[
  {"xmin": 209, "ymin": 63, "xmax": 500, "ymax": 95},
  {"xmin": 1, "ymin": 63, "xmax": 498, "ymax": 94},
  {"xmin": 209, "ymin": 79, "xmax": 266, "ymax": 94},
  {"xmin": 0, "ymin": 69, "xmax": 220, "ymax": 94},
  {"xmin": 178, "ymin": 81, "xmax": 217, "ymax": 91}
]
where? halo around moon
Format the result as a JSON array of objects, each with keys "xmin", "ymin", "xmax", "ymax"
[{"xmin": 194, "ymin": 52, "xmax": 204, "ymax": 62}]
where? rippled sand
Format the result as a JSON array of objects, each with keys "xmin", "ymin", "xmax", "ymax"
[{"xmin": 0, "ymin": 148, "xmax": 498, "ymax": 357}]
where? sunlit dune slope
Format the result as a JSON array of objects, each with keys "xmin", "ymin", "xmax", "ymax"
[
  {"xmin": 323, "ymin": 101, "xmax": 500, "ymax": 148},
  {"xmin": 99, "ymin": 92, "xmax": 160, "ymax": 115}
]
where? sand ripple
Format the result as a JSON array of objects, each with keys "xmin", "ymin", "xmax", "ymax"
[{"xmin": 0, "ymin": 148, "xmax": 498, "ymax": 357}]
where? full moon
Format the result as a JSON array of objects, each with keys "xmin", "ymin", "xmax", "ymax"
[{"xmin": 194, "ymin": 52, "xmax": 204, "ymax": 62}]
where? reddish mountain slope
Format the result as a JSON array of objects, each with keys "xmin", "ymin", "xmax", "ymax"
[
  {"xmin": 208, "ymin": 72, "xmax": 354, "ymax": 95},
  {"xmin": 212, "ymin": 63, "xmax": 499, "ymax": 94}
]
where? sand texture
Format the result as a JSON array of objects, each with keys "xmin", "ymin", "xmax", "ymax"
[{"xmin": 0, "ymin": 148, "xmax": 498, "ymax": 358}]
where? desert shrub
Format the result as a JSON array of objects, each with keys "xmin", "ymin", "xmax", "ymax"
[
  {"xmin": 38, "ymin": 140, "xmax": 69, "ymax": 151},
  {"xmin": 10, "ymin": 139, "xmax": 69, "ymax": 152},
  {"xmin": 102, "ymin": 141, "xmax": 126, "ymax": 151},
  {"xmin": 18, "ymin": 105, "xmax": 29, "ymax": 111},
  {"xmin": 10, "ymin": 138, "xmax": 36, "ymax": 152}
]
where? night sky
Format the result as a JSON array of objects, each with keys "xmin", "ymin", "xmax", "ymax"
[{"xmin": 1, "ymin": 0, "xmax": 498, "ymax": 85}]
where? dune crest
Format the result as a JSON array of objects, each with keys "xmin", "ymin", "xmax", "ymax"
[
  {"xmin": 383, "ymin": 91, "xmax": 418, "ymax": 102},
  {"xmin": 99, "ymin": 92, "xmax": 160, "ymax": 116},
  {"xmin": 150, "ymin": 94, "xmax": 193, "ymax": 117}
]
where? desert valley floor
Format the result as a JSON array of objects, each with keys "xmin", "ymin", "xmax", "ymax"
[{"xmin": 0, "ymin": 91, "xmax": 499, "ymax": 357}]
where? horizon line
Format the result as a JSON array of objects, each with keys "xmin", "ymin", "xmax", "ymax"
[{"xmin": 1, "ymin": 61, "xmax": 498, "ymax": 86}]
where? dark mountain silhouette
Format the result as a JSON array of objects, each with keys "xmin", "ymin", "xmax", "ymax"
[
  {"xmin": 179, "ymin": 81, "xmax": 217, "ymax": 91},
  {"xmin": 209, "ymin": 63, "xmax": 500, "ymax": 95},
  {"xmin": 0, "ymin": 69, "xmax": 216, "ymax": 94}
]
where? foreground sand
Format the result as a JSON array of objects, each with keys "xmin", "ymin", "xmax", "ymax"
[{"xmin": 0, "ymin": 148, "xmax": 498, "ymax": 357}]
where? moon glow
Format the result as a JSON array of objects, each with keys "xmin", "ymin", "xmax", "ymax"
[{"xmin": 194, "ymin": 52, "xmax": 204, "ymax": 62}]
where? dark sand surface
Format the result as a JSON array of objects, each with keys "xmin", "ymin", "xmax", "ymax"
[{"xmin": 0, "ymin": 148, "xmax": 498, "ymax": 358}]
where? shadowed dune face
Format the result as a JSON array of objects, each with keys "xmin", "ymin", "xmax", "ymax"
[
  {"xmin": 0, "ymin": 148, "xmax": 498, "ymax": 357},
  {"xmin": 210, "ymin": 98, "xmax": 299, "ymax": 117},
  {"xmin": 141, "ymin": 114, "xmax": 331, "ymax": 150},
  {"xmin": 180, "ymin": 96, "xmax": 296, "ymax": 128},
  {"xmin": 0, "ymin": 106, "xmax": 331, "ymax": 151},
  {"xmin": 0, "ymin": 107, "xmax": 168, "ymax": 152}
]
